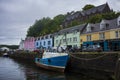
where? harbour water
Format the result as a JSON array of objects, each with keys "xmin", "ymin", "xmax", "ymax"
[{"xmin": 0, "ymin": 57, "xmax": 113, "ymax": 80}]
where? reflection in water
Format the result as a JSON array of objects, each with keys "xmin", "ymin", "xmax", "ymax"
[
  {"xmin": 0, "ymin": 57, "xmax": 26, "ymax": 80},
  {"xmin": 0, "ymin": 57, "xmax": 113, "ymax": 80}
]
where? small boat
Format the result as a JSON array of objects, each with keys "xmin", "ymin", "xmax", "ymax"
[
  {"xmin": 35, "ymin": 49, "xmax": 69, "ymax": 72},
  {"xmin": 3, "ymin": 53, "xmax": 9, "ymax": 57}
]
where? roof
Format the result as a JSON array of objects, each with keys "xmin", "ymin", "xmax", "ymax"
[
  {"xmin": 55, "ymin": 23, "xmax": 87, "ymax": 35},
  {"xmin": 81, "ymin": 18, "xmax": 119, "ymax": 34},
  {"xmin": 64, "ymin": 3, "xmax": 110, "ymax": 21},
  {"xmin": 82, "ymin": 3, "xmax": 109, "ymax": 15}
]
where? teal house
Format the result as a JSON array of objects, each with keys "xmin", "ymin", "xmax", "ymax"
[{"xmin": 54, "ymin": 24, "xmax": 86, "ymax": 48}]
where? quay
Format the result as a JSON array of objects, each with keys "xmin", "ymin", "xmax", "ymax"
[{"xmin": 8, "ymin": 51, "xmax": 120, "ymax": 80}]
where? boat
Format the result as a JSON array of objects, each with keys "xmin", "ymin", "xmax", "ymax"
[
  {"xmin": 35, "ymin": 49, "xmax": 69, "ymax": 72},
  {"xmin": 3, "ymin": 53, "xmax": 9, "ymax": 57}
]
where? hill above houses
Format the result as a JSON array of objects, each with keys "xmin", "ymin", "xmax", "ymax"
[{"xmin": 26, "ymin": 3, "xmax": 120, "ymax": 37}]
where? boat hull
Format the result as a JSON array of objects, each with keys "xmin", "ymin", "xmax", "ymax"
[
  {"xmin": 35, "ymin": 55, "xmax": 68, "ymax": 72},
  {"xmin": 35, "ymin": 62, "xmax": 65, "ymax": 72}
]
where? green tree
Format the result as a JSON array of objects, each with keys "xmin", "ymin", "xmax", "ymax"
[
  {"xmin": 27, "ymin": 14, "xmax": 66, "ymax": 37},
  {"xmin": 88, "ymin": 14, "xmax": 102, "ymax": 23},
  {"xmin": 102, "ymin": 12, "xmax": 120, "ymax": 20},
  {"xmin": 82, "ymin": 4, "xmax": 95, "ymax": 11}
]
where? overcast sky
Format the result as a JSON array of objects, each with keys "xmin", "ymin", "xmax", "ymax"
[{"xmin": 0, "ymin": 0, "xmax": 120, "ymax": 45}]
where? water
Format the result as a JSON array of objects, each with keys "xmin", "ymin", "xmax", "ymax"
[{"xmin": 0, "ymin": 57, "xmax": 113, "ymax": 80}]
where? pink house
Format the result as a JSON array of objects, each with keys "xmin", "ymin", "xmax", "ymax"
[{"xmin": 24, "ymin": 37, "xmax": 35, "ymax": 51}]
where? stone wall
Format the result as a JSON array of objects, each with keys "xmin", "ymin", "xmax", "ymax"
[{"xmin": 66, "ymin": 53, "xmax": 119, "ymax": 79}]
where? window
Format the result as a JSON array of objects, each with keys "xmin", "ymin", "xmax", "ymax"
[
  {"xmin": 99, "ymin": 33, "xmax": 105, "ymax": 40},
  {"xmin": 115, "ymin": 31, "xmax": 119, "ymax": 38},
  {"xmin": 50, "ymin": 35, "xmax": 52, "ymax": 38},
  {"xmin": 45, "ymin": 36, "xmax": 48, "ymax": 39},
  {"xmin": 100, "ymin": 23, "xmax": 109, "ymax": 30},
  {"xmin": 87, "ymin": 35, "xmax": 91, "ymax": 41},
  {"xmin": 67, "ymin": 38, "xmax": 69, "ymax": 42},
  {"xmin": 70, "ymin": 38, "xmax": 72, "ymax": 42},
  {"xmin": 56, "ymin": 40, "xmax": 58, "ymax": 44},
  {"xmin": 44, "ymin": 41, "xmax": 46, "ymax": 46},
  {"xmin": 100, "ymin": 24, "xmax": 105, "ymax": 30},
  {"xmin": 36, "ymin": 42, "xmax": 39, "ymax": 46},
  {"xmin": 48, "ymin": 41, "xmax": 51, "ymax": 45},
  {"xmin": 60, "ymin": 39, "xmax": 62, "ymax": 43},
  {"xmin": 63, "ymin": 39, "xmax": 66, "ymax": 43},
  {"xmin": 40, "ymin": 42, "xmax": 41, "ymax": 46},
  {"xmin": 73, "ymin": 37, "xmax": 77, "ymax": 42},
  {"xmin": 86, "ymin": 26, "xmax": 91, "ymax": 32},
  {"xmin": 73, "ymin": 30, "xmax": 77, "ymax": 34},
  {"xmin": 38, "ymin": 37, "xmax": 40, "ymax": 40}
]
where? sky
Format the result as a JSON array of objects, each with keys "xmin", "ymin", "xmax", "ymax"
[{"xmin": 0, "ymin": 0, "xmax": 120, "ymax": 45}]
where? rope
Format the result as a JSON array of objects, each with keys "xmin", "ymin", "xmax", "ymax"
[{"xmin": 68, "ymin": 53, "xmax": 111, "ymax": 61}]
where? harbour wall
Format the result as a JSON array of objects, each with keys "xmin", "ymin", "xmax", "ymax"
[
  {"xmin": 9, "ymin": 51, "xmax": 42, "ymax": 63},
  {"xmin": 66, "ymin": 52, "xmax": 120, "ymax": 80}
]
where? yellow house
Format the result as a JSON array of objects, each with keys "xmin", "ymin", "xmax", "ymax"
[{"xmin": 80, "ymin": 16, "xmax": 120, "ymax": 51}]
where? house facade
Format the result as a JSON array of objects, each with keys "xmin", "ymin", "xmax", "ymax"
[
  {"xmin": 35, "ymin": 34, "xmax": 53, "ymax": 50},
  {"xmin": 24, "ymin": 37, "xmax": 35, "ymax": 51},
  {"xmin": 54, "ymin": 24, "xmax": 86, "ymax": 48},
  {"xmin": 80, "ymin": 16, "xmax": 120, "ymax": 51}
]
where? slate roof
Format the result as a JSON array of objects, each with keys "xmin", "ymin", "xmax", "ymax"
[
  {"xmin": 54, "ymin": 23, "xmax": 87, "ymax": 35},
  {"xmin": 81, "ymin": 18, "xmax": 120, "ymax": 34},
  {"xmin": 82, "ymin": 3, "xmax": 109, "ymax": 15},
  {"xmin": 64, "ymin": 3, "xmax": 110, "ymax": 21}
]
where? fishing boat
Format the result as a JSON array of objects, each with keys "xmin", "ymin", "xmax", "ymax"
[{"xmin": 35, "ymin": 48, "xmax": 69, "ymax": 72}]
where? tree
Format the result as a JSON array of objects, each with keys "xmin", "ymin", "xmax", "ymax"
[
  {"xmin": 26, "ymin": 14, "xmax": 66, "ymax": 37},
  {"xmin": 82, "ymin": 4, "xmax": 95, "ymax": 11},
  {"xmin": 102, "ymin": 12, "xmax": 120, "ymax": 20},
  {"xmin": 88, "ymin": 14, "xmax": 102, "ymax": 23}
]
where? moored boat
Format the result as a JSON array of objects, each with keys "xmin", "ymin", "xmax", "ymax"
[
  {"xmin": 35, "ymin": 51, "xmax": 69, "ymax": 72},
  {"xmin": 3, "ymin": 53, "xmax": 9, "ymax": 57}
]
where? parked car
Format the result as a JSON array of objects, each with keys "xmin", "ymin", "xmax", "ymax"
[{"xmin": 82, "ymin": 45, "xmax": 102, "ymax": 52}]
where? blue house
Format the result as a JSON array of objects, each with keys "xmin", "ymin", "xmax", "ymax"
[{"xmin": 35, "ymin": 34, "xmax": 53, "ymax": 50}]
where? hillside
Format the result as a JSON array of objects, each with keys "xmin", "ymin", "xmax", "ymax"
[{"xmin": 26, "ymin": 4, "xmax": 120, "ymax": 37}]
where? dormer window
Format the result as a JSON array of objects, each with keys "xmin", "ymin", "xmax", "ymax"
[
  {"xmin": 100, "ymin": 23, "xmax": 109, "ymax": 30},
  {"xmin": 117, "ymin": 16, "xmax": 120, "ymax": 26},
  {"xmin": 106, "ymin": 23, "xmax": 109, "ymax": 29},
  {"xmin": 73, "ymin": 30, "xmax": 77, "ymax": 34},
  {"xmin": 86, "ymin": 24, "xmax": 92, "ymax": 32},
  {"xmin": 100, "ymin": 23, "xmax": 105, "ymax": 30}
]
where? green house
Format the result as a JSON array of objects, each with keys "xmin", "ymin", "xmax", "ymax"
[{"xmin": 54, "ymin": 24, "xmax": 86, "ymax": 48}]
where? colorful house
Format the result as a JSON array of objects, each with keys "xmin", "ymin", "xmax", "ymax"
[
  {"xmin": 54, "ymin": 24, "xmax": 86, "ymax": 48},
  {"xmin": 81, "ymin": 16, "xmax": 120, "ymax": 51},
  {"xmin": 35, "ymin": 34, "xmax": 53, "ymax": 50},
  {"xmin": 24, "ymin": 37, "xmax": 35, "ymax": 51}
]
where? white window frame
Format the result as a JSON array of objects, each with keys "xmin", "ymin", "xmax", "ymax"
[
  {"xmin": 99, "ymin": 33, "xmax": 105, "ymax": 40},
  {"xmin": 87, "ymin": 35, "xmax": 91, "ymax": 41}
]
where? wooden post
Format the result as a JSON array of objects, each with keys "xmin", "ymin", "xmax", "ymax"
[{"xmin": 115, "ymin": 58, "xmax": 120, "ymax": 80}]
